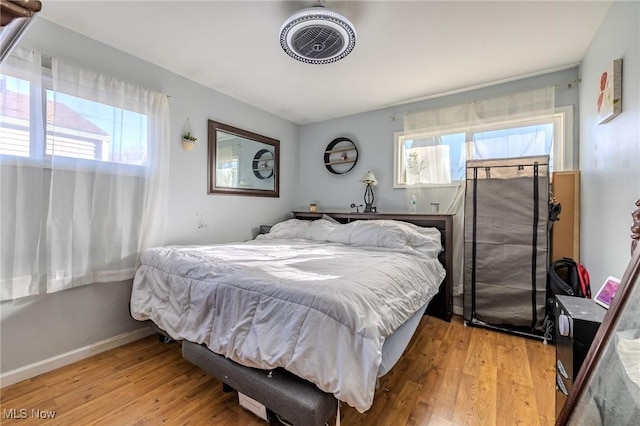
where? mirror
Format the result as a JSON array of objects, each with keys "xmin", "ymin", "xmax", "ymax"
[
  {"xmin": 208, "ymin": 120, "xmax": 279, "ymax": 197},
  {"xmin": 557, "ymin": 200, "xmax": 640, "ymax": 425}
]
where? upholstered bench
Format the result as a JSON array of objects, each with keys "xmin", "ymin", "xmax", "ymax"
[{"xmin": 182, "ymin": 341, "xmax": 338, "ymax": 426}]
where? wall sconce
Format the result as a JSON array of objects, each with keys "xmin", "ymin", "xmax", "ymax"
[
  {"xmin": 360, "ymin": 170, "xmax": 378, "ymax": 213},
  {"xmin": 182, "ymin": 118, "xmax": 197, "ymax": 151}
]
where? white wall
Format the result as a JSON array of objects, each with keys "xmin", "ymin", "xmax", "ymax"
[
  {"xmin": 298, "ymin": 69, "xmax": 580, "ymax": 214},
  {"xmin": 0, "ymin": 18, "xmax": 300, "ymax": 378},
  {"xmin": 579, "ymin": 1, "xmax": 640, "ymax": 292}
]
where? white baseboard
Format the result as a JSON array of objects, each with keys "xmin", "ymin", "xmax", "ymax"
[
  {"xmin": 0, "ymin": 326, "xmax": 155, "ymax": 388},
  {"xmin": 453, "ymin": 305, "xmax": 463, "ymax": 316}
]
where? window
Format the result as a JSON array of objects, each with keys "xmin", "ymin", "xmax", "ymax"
[
  {"xmin": 1, "ymin": 48, "xmax": 169, "ymax": 301},
  {"xmin": 394, "ymin": 107, "xmax": 573, "ymax": 187},
  {"xmin": 1, "ymin": 73, "xmax": 149, "ymax": 171},
  {"xmin": 0, "ymin": 75, "xmax": 32, "ymax": 157},
  {"xmin": 216, "ymin": 157, "xmax": 239, "ymax": 187}
]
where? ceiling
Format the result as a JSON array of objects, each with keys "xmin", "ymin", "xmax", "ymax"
[{"xmin": 38, "ymin": 1, "xmax": 612, "ymax": 125}]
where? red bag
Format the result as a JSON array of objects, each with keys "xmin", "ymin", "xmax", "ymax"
[{"xmin": 577, "ymin": 263, "xmax": 591, "ymax": 298}]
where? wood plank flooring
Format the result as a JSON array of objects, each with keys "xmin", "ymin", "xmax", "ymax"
[{"xmin": 0, "ymin": 316, "xmax": 556, "ymax": 425}]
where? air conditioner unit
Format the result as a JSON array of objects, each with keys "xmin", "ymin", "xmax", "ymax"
[{"xmin": 0, "ymin": 0, "xmax": 42, "ymax": 64}]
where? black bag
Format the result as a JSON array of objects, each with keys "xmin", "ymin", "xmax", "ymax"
[
  {"xmin": 543, "ymin": 257, "xmax": 591, "ymax": 342},
  {"xmin": 549, "ymin": 257, "xmax": 591, "ymax": 298}
]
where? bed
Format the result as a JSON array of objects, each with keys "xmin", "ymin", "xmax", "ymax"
[{"xmin": 129, "ymin": 212, "xmax": 453, "ymax": 419}]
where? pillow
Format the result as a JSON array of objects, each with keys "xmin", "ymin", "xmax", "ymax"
[
  {"xmin": 321, "ymin": 214, "xmax": 340, "ymax": 224},
  {"xmin": 326, "ymin": 220, "xmax": 442, "ymax": 255},
  {"xmin": 259, "ymin": 219, "xmax": 310, "ymax": 239},
  {"xmin": 257, "ymin": 218, "xmax": 442, "ymax": 256},
  {"xmin": 304, "ymin": 219, "xmax": 339, "ymax": 241}
]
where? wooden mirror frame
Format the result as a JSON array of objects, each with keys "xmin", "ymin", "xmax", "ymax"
[
  {"xmin": 207, "ymin": 120, "xmax": 280, "ymax": 197},
  {"xmin": 556, "ymin": 199, "xmax": 640, "ymax": 424}
]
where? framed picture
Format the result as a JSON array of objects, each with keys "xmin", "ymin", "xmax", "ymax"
[
  {"xmin": 594, "ymin": 276, "xmax": 620, "ymax": 309},
  {"xmin": 597, "ymin": 58, "xmax": 623, "ymax": 124}
]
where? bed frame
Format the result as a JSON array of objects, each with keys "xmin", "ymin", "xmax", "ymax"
[
  {"xmin": 291, "ymin": 211, "xmax": 454, "ymax": 322},
  {"xmin": 181, "ymin": 211, "xmax": 454, "ymax": 425}
]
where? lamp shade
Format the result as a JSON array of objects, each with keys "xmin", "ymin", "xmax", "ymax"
[{"xmin": 360, "ymin": 171, "xmax": 378, "ymax": 185}]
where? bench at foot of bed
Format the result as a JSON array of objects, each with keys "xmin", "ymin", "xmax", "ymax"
[{"xmin": 182, "ymin": 341, "xmax": 338, "ymax": 426}]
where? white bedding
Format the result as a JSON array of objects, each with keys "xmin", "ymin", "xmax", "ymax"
[{"xmin": 130, "ymin": 219, "xmax": 445, "ymax": 412}]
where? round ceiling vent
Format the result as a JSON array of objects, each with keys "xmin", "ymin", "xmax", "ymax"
[{"xmin": 279, "ymin": 6, "xmax": 356, "ymax": 65}]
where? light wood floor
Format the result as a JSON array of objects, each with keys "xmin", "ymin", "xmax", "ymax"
[{"xmin": 0, "ymin": 315, "xmax": 556, "ymax": 425}]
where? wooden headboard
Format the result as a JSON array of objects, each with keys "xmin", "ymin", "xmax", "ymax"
[{"xmin": 291, "ymin": 211, "xmax": 454, "ymax": 322}]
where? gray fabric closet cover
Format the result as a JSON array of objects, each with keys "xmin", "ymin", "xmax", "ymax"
[{"xmin": 464, "ymin": 156, "xmax": 549, "ymax": 331}]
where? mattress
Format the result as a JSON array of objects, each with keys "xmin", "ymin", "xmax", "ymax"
[
  {"xmin": 130, "ymin": 219, "xmax": 445, "ymax": 412},
  {"xmin": 379, "ymin": 302, "xmax": 428, "ymax": 376}
]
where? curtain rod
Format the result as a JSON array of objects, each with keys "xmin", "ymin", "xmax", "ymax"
[
  {"xmin": 388, "ymin": 79, "xmax": 581, "ymax": 121},
  {"xmin": 555, "ymin": 79, "xmax": 582, "ymax": 88}
]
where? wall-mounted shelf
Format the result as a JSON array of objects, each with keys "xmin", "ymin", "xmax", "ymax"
[
  {"xmin": 253, "ymin": 149, "xmax": 274, "ymax": 179},
  {"xmin": 325, "ymin": 159, "xmax": 355, "ymax": 166},
  {"xmin": 325, "ymin": 146, "xmax": 354, "ymax": 154},
  {"xmin": 324, "ymin": 137, "xmax": 358, "ymax": 174}
]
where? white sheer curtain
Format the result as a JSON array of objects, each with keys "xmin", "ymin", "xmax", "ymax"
[
  {"xmin": 0, "ymin": 48, "xmax": 46, "ymax": 299},
  {"xmin": 403, "ymin": 87, "xmax": 555, "ymax": 294},
  {"xmin": 405, "ymin": 145, "xmax": 451, "ymax": 184},
  {"xmin": 0, "ymin": 48, "xmax": 170, "ymax": 300}
]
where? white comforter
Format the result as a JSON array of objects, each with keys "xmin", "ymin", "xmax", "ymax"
[{"xmin": 130, "ymin": 219, "xmax": 445, "ymax": 412}]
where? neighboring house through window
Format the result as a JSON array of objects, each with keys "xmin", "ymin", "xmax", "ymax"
[{"xmin": 1, "ymin": 74, "xmax": 147, "ymax": 170}]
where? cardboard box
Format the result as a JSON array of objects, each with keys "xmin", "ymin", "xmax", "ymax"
[{"xmin": 238, "ymin": 392, "xmax": 269, "ymax": 422}]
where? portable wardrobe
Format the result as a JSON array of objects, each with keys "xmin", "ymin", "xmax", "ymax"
[{"xmin": 463, "ymin": 156, "xmax": 550, "ymax": 341}]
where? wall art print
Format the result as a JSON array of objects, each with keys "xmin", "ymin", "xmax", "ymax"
[{"xmin": 597, "ymin": 58, "xmax": 622, "ymax": 124}]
